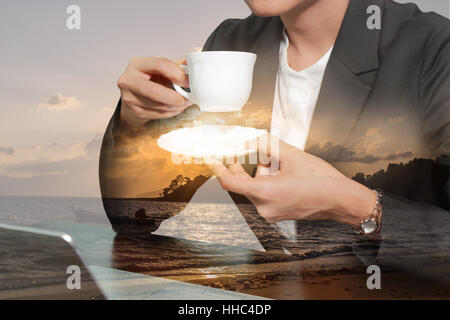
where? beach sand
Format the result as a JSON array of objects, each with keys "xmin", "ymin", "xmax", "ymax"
[{"xmin": 162, "ymin": 255, "xmax": 450, "ymax": 300}]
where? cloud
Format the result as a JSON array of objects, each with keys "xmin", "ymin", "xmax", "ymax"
[
  {"xmin": 7, "ymin": 156, "xmax": 91, "ymax": 176},
  {"xmin": 382, "ymin": 151, "xmax": 414, "ymax": 161},
  {"xmin": 0, "ymin": 147, "xmax": 14, "ymax": 156},
  {"xmin": 355, "ymin": 128, "xmax": 382, "ymax": 154},
  {"xmin": 388, "ymin": 116, "xmax": 405, "ymax": 124},
  {"xmin": 85, "ymin": 133, "xmax": 103, "ymax": 157},
  {"xmin": 242, "ymin": 109, "xmax": 271, "ymax": 128},
  {"xmin": 38, "ymin": 93, "xmax": 81, "ymax": 111},
  {"xmin": 306, "ymin": 141, "xmax": 413, "ymax": 164},
  {"xmin": 0, "ymin": 133, "xmax": 103, "ymax": 180},
  {"xmin": 0, "ymin": 157, "xmax": 99, "ymax": 197}
]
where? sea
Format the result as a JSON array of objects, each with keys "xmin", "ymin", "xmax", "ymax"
[
  {"xmin": 0, "ymin": 195, "xmax": 109, "ymax": 228},
  {"xmin": 1, "ymin": 195, "xmax": 449, "ymax": 260},
  {"xmin": 0, "ymin": 195, "xmax": 358, "ymax": 253},
  {"xmin": 1, "ymin": 195, "xmax": 449, "ymax": 296}
]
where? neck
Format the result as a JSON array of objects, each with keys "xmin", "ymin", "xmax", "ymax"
[{"xmin": 280, "ymin": 0, "xmax": 349, "ymax": 71}]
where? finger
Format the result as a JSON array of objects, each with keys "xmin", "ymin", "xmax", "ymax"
[
  {"xmin": 257, "ymin": 133, "xmax": 302, "ymax": 167},
  {"xmin": 128, "ymin": 104, "xmax": 186, "ymax": 120},
  {"xmin": 228, "ymin": 163, "xmax": 248, "ymax": 176},
  {"xmin": 257, "ymin": 133, "xmax": 285, "ymax": 158},
  {"xmin": 206, "ymin": 162, "xmax": 256, "ymax": 196},
  {"xmin": 134, "ymin": 57, "xmax": 188, "ymax": 87},
  {"xmin": 122, "ymin": 93, "xmax": 191, "ymax": 114},
  {"xmin": 150, "ymin": 74, "xmax": 180, "ymax": 88},
  {"xmin": 131, "ymin": 77, "xmax": 186, "ymax": 106},
  {"xmin": 255, "ymin": 164, "xmax": 269, "ymax": 177},
  {"xmin": 135, "ymin": 93, "xmax": 192, "ymax": 111},
  {"xmin": 257, "ymin": 133, "xmax": 281, "ymax": 168},
  {"xmin": 206, "ymin": 161, "xmax": 229, "ymax": 178}
]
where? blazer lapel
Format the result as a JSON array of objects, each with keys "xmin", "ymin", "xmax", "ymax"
[
  {"xmin": 305, "ymin": 0, "xmax": 384, "ymax": 162},
  {"xmin": 241, "ymin": 0, "xmax": 385, "ymax": 160},
  {"xmin": 305, "ymin": 57, "xmax": 374, "ymax": 161}
]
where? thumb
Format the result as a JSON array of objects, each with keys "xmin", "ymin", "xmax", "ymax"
[{"xmin": 258, "ymin": 134, "xmax": 303, "ymax": 168}]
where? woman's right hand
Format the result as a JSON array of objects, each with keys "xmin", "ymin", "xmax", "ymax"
[{"xmin": 117, "ymin": 57, "xmax": 193, "ymax": 129}]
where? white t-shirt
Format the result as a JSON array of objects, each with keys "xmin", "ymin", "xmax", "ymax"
[{"xmin": 270, "ymin": 30, "xmax": 333, "ymax": 240}]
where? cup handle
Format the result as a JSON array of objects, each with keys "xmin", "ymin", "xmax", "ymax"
[{"xmin": 173, "ymin": 65, "xmax": 195, "ymax": 103}]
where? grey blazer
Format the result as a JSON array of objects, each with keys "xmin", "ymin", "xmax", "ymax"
[{"xmin": 100, "ymin": 0, "xmax": 450, "ymax": 269}]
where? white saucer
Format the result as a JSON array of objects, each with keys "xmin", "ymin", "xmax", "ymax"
[{"xmin": 157, "ymin": 125, "xmax": 266, "ymax": 157}]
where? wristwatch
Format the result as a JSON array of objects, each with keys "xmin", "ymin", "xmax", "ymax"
[{"xmin": 354, "ymin": 189, "xmax": 383, "ymax": 235}]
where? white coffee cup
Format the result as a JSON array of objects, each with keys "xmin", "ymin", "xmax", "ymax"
[{"xmin": 173, "ymin": 51, "xmax": 257, "ymax": 112}]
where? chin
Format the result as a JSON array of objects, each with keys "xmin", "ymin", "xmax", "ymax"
[{"xmin": 244, "ymin": 0, "xmax": 315, "ymax": 17}]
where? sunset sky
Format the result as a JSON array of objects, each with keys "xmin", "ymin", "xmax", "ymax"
[
  {"xmin": 0, "ymin": 0, "xmax": 250, "ymax": 197},
  {"xmin": 0, "ymin": 0, "xmax": 448, "ymax": 197}
]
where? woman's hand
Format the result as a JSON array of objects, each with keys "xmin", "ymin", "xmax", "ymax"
[
  {"xmin": 117, "ymin": 57, "xmax": 193, "ymax": 129},
  {"xmin": 208, "ymin": 135, "xmax": 377, "ymax": 227}
]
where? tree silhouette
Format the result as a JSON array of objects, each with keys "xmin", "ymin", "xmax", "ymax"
[
  {"xmin": 161, "ymin": 175, "xmax": 192, "ymax": 197},
  {"xmin": 352, "ymin": 156, "xmax": 448, "ymax": 208}
]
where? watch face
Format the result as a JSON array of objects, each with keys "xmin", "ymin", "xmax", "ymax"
[{"xmin": 362, "ymin": 218, "xmax": 378, "ymax": 234}]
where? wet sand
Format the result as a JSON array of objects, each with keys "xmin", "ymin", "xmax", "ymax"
[{"xmin": 167, "ymin": 266, "xmax": 450, "ymax": 299}]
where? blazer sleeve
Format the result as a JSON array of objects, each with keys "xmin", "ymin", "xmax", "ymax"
[
  {"xmin": 353, "ymin": 24, "xmax": 450, "ymax": 268},
  {"xmin": 99, "ymin": 21, "xmax": 237, "ymax": 233}
]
